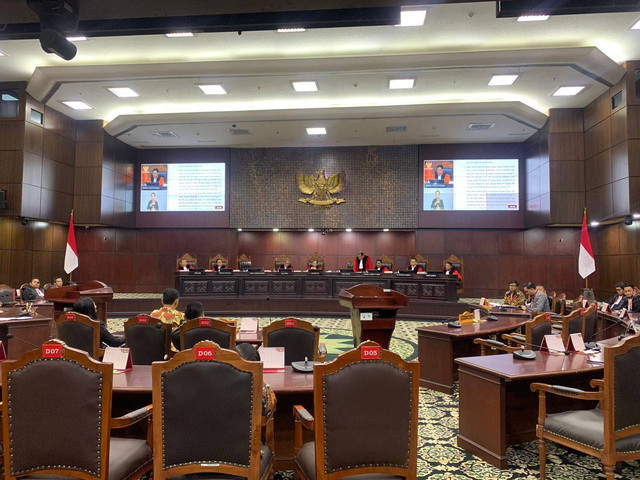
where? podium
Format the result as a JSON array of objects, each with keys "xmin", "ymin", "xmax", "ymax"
[
  {"xmin": 338, "ymin": 284, "xmax": 408, "ymax": 348},
  {"xmin": 45, "ymin": 280, "xmax": 114, "ymax": 323}
]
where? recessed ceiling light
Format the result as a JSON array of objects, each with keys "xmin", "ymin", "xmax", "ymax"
[
  {"xmin": 631, "ymin": 18, "xmax": 640, "ymax": 29},
  {"xmin": 198, "ymin": 84, "xmax": 227, "ymax": 95},
  {"xmin": 552, "ymin": 86, "xmax": 585, "ymax": 96},
  {"xmin": 292, "ymin": 81, "xmax": 318, "ymax": 92},
  {"xmin": 389, "ymin": 78, "xmax": 415, "ymax": 89},
  {"xmin": 277, "ymin": 28, "xmax": 306, "ymax": 33},
  {"xmin": 306, "ymin": 127, "xmax": 326, "ymax": 135},
  {"xmin": 66, "ymin": 35, "xmax": 87, "ymax": 41},
  {"xmin": 517, "ymin": 15, "xmax": 549, "ymax": 22},
  {"xmin": 166, "ymin": 32, "xmax": 194, "ymax": 37},
  {"xmin": 488, "ymin": 74, "xmax": 519, "ymax": 86},
  {"xmin": 62, "ymin": 100, "xmax": 92, "ymax": 110},
  {"xmin": 273, "ymin": 228, "xmax": 279, "ymax": 232},
  {"xmin": 308, "ymin": 228, "xmax": 314, "ymax": 232},
  {"xmin": 346, "ymin": 228, "xmax": 352, "ymax": 232},
  {"xmin": 397, "ymin": 8, "xmax": 427, "ymax": 26},
  {"xmin": 633, "ymin": 213, "xmax": 640, "ymax": 219},
  {"xmin": 237, "ymin": 228, "xmax": 243, "ymax": 231},
  {"xmin": 383, "ymin": 228, "xmax": 389, "ymax": 232},
  {"xmin": 107, "ymin": 87, "xmax": 139, "ymax": 98},
  {"xmin": 590, "ymin": 221, "xmax": 599, "ymax": 227}
]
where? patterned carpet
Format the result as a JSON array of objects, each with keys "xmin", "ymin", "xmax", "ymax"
[{"xmin": 106, "ymin": 315, "xmax": 639, "ymax": 479}]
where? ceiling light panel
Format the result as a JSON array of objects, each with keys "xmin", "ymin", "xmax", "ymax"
[
  {"xmin": 488, "ymin": 74, "xmax": 519, "ymax": 86},
  {"xmin": 631, "ymin": 18, "xmax": 640, "ymax": 29},
  {"xmin": 66, "ymin": 35, "xmax": 87, "ymax": 41},
  {"xmin": 166, "ymin": 32, "xmax": 194, "ymax": 37},
  {"xmin": 517, "ymin": 15, "xmax": 549, "ymax": 22},
  {"xmin": 397, "ymin": 8, "xmax": 428, "ymax": 27},
  {"xmin": 292, "ymin": 81, "xmax": 318, "ymax": 92},
  {"xmin": 62, "ymin": 100, "xmax": 93, "ymax": 110},
  {"xmin": 552, "ymin": 86, "xmax": 585, "ymax": 96},
  {"xmin": 306, "ymin": 127, "xmax": 326, "ymax": 135},
  {"xmin": 277, "ymin": 28, "xmax": 306, "ymax": 33},
  {"xmin": 107, "ymin": 87, "xmax": 139, "ymax": 97},
  {"xmin": 389, "ymin": 78, "xmax": 415, "ymax": 89},
  {"xmin": 198, "ymin": 84, "xmax": 227, "ymax": 95}
]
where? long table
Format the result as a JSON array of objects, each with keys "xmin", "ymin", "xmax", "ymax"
[
  {"xmin": 0, "ymin": 306, "xmax": 55, "ymax": 360},
  {"xmin": 455, "ymin": 352, "xmax": 604, "ymax": 469},
  {"xmin": 416, "ymin": 311, "xmax": 532, "ymax": 393}
]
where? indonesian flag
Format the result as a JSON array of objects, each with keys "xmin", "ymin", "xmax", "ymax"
[
  {"xmin": 578, "ymin": 211, "xmax": 596, "ymax": 279},
  {"xmin": 64, "ymin": 212, "xmax": 79, "ymax": 274}
]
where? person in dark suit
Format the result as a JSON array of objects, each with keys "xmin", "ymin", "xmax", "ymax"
[
  {"xmin": 607, "ymin": 282, "xmax": 627, "ymax": 310},
  {"xmin": 52, "ymin": 276, "xmax": 64, "ymax": 288},
  {"xmin": 178, "ymin": 259, "xmax": 192, "ymax": 271},
  {"xmin": 374, "ymin": 259, "xmax": 388, "ymax": 273},
  {"xmin": 277, "ymin": 258, "xmax": 294, "ymax": 271},
  {"xmin": 72, "ymin": 297, "xmax": 124, "ymax": 347},
  {"xmin": 622, "ymin": 285, "xmax": 640, "ymax": 313},
  {"xmin": 147, "ymin": 192, "xmax": 160, "ymax": 211},
  {"xmin": 21, "ymin": 278, "xmax": 45, "ymax": 301},
  {"xmin": 408, "ymin": 258, "xmax": 424, "ymax": 272},
  {"xmin": 150, "ymin": 168, "xmax": 165, "ymax": 186},
  {"xmin": 213, "ymin": 258, "xmax": 225, "ymax": 272},
  {"xmin": 444, "ymin": 261, "xmax": 462, "ymax": 281},
  {"xmin": 353, "ymin": 252, "xmax": 373, "ymax": 272},
  {"xmin": 430, "ymin": 190, "xmax": 444, "ymax": 210}
]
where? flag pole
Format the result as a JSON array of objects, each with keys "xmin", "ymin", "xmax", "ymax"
[
  {"xmin": 70, "ymin": 209, "xmax": 73, "ymax": 283},
  {"xmin": 584, "ymin": 207, "xmax": 588, "ymax": 290}
]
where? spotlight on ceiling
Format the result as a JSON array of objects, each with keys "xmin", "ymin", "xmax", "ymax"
[{"xmin": 27, "ymin": 0, "xmax": 79, "ymax": 61}]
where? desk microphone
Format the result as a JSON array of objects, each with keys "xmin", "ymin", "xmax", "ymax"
[
  {"xmin": 618, "ymin": 321, "xmax": 637, "ymax": 341},
  {"xmin": 512, "ymin": 341, "xmax": 572, "ymax": 361},
  {"xmin": 266, "ymin": 296, "xmax": 272, "ymax": 325},
  {"xmin": 583, "ymin": 319, "xmax": 626, "ymax": 349},
  {"xmin": 6, "ymin": 333, "xmax": 44, "ymax": 349}
]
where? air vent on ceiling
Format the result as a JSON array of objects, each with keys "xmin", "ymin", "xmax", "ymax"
[
  {"xmin": 386, "ymin": 126, "xmax": 407, "ymax": 133},
  {"xmin": 467, "ymin": 123, "xmax": 495, "ymax": 131},
  {"xmin": 152, "ymin": 131, "xmax": 179, "ymax": 138},
  {"xmin": 228, "ymin": 128, "xmax": 252, "ymax": 135}
]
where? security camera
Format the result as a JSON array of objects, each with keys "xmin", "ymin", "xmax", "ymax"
[{"xmin": 27, "ymin": 0, "xmax": 79, "ymax": 61}]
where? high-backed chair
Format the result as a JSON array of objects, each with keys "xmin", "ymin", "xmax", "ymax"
[
  {"xmin": 502, "ymin": 313, "xmax": 553, "ymax": 351},
  {"xmin": 262, "ymin": 318, "xmax": 325, "ymax": 364},
  {"xmin": 307, "ymin": 251, "xmax": 325, "ymax": 269},
  {"xmin": 2, "ymin": 340, "xmax": 153, "ymax": 480},
  {"xmin": 293, "ymin": 341, "xmax": 418, "ymax": 480},
  {"xmin": 208, "ymin": 253, "xmax": 229, "ymax": 270},
  {"xmin": 124, "ymin": 314, "xmax": 172, "ymax": 365},
  {"xmin": 415, "ymin": 254, "xmax": 429, "ymax": 272},
  {"xmin": 582, "ymin": 302, "xmax": 598, "ymax": 342},
  {"xmin": 237, "ymin": 253, "xmax": 252, "ymax": 270},
  {"xmin": 180, "ymin": 317, "xmax": 237, "ymax": 350},
  {"xmin": 346, "ymin": 260, "xmax": 354, "ymax": 270},
  {"xmin": 152, "ymin": 341, "xmax": 273, "ymax": 480},
  {"xmin": 531, "ymin": 334, "xmax": 640, "ymax": 480},
  {"xmin": 177, "ymin": 253, "xmax": 197, "ymax": 269},
  {"xmin": 552, "ymin": 293, "xmax": 567, "ymax": 315},
  {"xmin": 559, "ymin": 308, "xmax": 585, "ymax": 345},
  {"xmin": 379, "ymin": 254, "xmax": 394, "ymax": 271},
  {"xmin": 274, "ymin": 253, "xmax": 288, "ymax": 270},
  {"xmin": 56, "ymin": 312, "xmax": 102, "ymax": 359},
  {"xmin": 0, "ymin": 284, "xmax": 15, "ymax": 305},
  {"xmin": 444, "ymin": 254, "xmax": 464, "ymax": 293}
]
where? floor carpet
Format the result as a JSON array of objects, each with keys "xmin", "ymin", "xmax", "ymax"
[{"xmin": 107, "ymin": 316, "xmax": 639, "ymax": 480}]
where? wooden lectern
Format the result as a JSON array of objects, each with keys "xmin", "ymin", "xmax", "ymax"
[
  {"xmin": 338, "ymin": 284, "xmax": 408, "ymax": 349},
  {"xmin": 44, "ymin": 280, "xmax": 114, "ymax": 324}
]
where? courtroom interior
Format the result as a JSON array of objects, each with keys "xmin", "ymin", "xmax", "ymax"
[{"xmin": 1, "ymin": 1, "xmax": 640, "ymax": 480}]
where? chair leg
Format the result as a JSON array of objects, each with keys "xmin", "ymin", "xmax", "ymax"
[
  {"xmin": 539, "ymin": 438, "xmax": 547, "ymax": 480},
  {"xmin": 603, "ymin": 463, "xmax": 615, "ymax": 480}
]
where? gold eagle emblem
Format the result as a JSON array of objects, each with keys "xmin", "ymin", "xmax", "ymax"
[{"xmin": 296, "ymin": 169, "xmax": 346, "ymax": 207}]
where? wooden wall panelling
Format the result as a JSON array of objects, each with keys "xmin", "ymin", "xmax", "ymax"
[
  {"xmin": 585, "ymin": 150, "xmax": 612, "ymax": 190},
  {"xmin": 584, "ymin": 118, "xmax": 611, "ymax": 159},
  {"xmin": 44, "ymin": 105, "xmax": 76, "ymax": 141},
  {"xmin": 624, "ymin": 61, "xmax": 640, "ymax": 107},
  {"xmin": 583, "ymin": 90, "xmax": 610, "ymax": 131}
]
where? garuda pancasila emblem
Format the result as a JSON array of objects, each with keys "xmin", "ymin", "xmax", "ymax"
[{"xmin": 296, "ymin": 169, "xmax": 346, "ymax": 207}]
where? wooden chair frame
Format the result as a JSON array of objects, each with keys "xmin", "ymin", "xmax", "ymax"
[
  {"xmin": 177, "ymin": 253, "xmax": 197, "ymax": 270},
  {"xmin": 306, "ymin": 252, "xmax": 325, "ymax": 268},
  {"xmin": 502, "ymin": 313, "xmax": 549, "ymax": 349},
  {"xmin": 414, "ymin": 254, "xmax": 429, "ymax": 272},
  {"xmin": 293, "ymin": 341, "xmax": 419, "ymax": 480},
  {"xmin": 531, "ymin": 334, "xmax": 640, "ymax": 480},
  {"xmin": 208, "ymin": 254, "xmax": 229, "ymax": 270},
  {"xmin": 262, "ymin": 318, "xmax": 325, "ymax": 362},
  {"xmin": 2, "ymin": 340, "xmax": 152, "ymax": 480},
  {"xmin": 56, "ymin": 312, "xmax": 103, "ymax": 359},
  {"xmin": 474, "ymin": 337, "xmax": 519, "ymax": 356},
  {"xmin": 152, "ymin": 341, "xmax": 270, "ymax": 480},
  {"xmin": 179, "ymin": 317, "xmax": 237, "ymax": 350},
  {"xmin": 274, "ymin": 253, "xmax": 289, "ymax": 270},
  {"xmin": 237, "ymin": 253, "xmax": 252, "ymax": 270},
  {"xmin": 124, "ymin": 315, "xmax": 173, "ymax": 362}
]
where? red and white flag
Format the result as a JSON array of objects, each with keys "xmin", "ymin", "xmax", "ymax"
[
  {"xmin": 64, "ymin": 211, "xmax": 78, "ymax": 274},
  {"xmin": 578, "ymin": 211, "xmax": 595, "ymax": 279}
]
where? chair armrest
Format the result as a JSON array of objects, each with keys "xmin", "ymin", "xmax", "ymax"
[
  {"xmin": 318, "ymin": 343, "xmax": 327, "ymax": 362},
  {"xmin": 590, "ymin": 378, "xmax": 605, "ymax": 390},
  {"xmin": 111, "ymin": 404, "xmax": 153, "ymax": 430},
  {"xmin": 530, "ymin": 383, "xmax": 603, "ymax": 401},
  {"xmin": 293, "ymin": 405, "xmax": 315, "ymax": 454},
  {"xmin": 262, "ymin": 414, "xmax": 275, "ymax": 453},
  {"xmin": 502, "ymin": 333, "xmax": 525, "ymax": 346}
]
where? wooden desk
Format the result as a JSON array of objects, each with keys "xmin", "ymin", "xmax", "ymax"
[
  {"xmin": 45, "ymin": 280, "xmax": 113, "ymax": 323},
  {"xmin": 416, "ymin": 312, "xmax": 531, "ymax": 394},
  {"xmin": 455, "ymin": 352, "xmax": 604, "ymax": 469},
  {"xmin": 0, "ymin": 308, "xmax": 55, "ymax": 359},
  {"xmin": 112, "ymin": 365, "xmax": 313, "ymax": 470}
]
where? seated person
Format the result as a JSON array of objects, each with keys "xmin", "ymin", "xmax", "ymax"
[
  {"xmin": 444, "ymin": 261, "xmax": 462, "ymax": 281},
  {"xmin": 427, "ymin": 164, "xmax": 451, "ymax": 184},
  {"xmin": 151, "ymin": 288, "xmax": 185, "ymax": 351},
  {"xmin": 308, "ymin": 260, "xmax": 323, "ymax": 271},
  {"xmin": 374, "ymin": 259, "xmax": 388, "ymax": 273},
  {"xmin": 21, "ymin": 278, "xmax": 45, "ymax": 301},
  {"xmin": 234, "ymin": 343, "xmax": 276, "ymax": 417},
  {"xmin": 503, "ymin": 280, "xmax": 526, "ymax": 306},
  {"xmin": 212, "ymin": 258, "xmax": 225, "ymax": 272},
  {"xmin": 407, "ymin": 258, "xmax": 423, "ymax": 272},
  {"xmin": 353, "ymin": 251, "xmax": 373, "ymax": 272},
  {"xmin": 608, "ymin": 282, "xmax": 627, "ymax": 310},
  {"xmin": 184, "ymin": 301, "xmax": 205, "ymax": 320},
  {"xmin": 51, "ymin": 276, "xmax": 64, "ymax": 288},
  {"xmin": 72, "ymin": 297, "xmax": 124, "ymax": 347},
  {"xmin": 277, "ymin": 258, "xmax": 294, "ymax": 271},
  {"xmin": 521, "ymin": 282, "xmax": 550, "ymax": 313},
  {"xmin": 177, "ymin": 259, "xmax": 192, "ymax": 272},
  {"xmin": 150, "ymin": 168, "xmax": 165, "ymax": 186},
  {"xmin": 622, "ymin": 284, "xmax": 640, "ymax": 313}
]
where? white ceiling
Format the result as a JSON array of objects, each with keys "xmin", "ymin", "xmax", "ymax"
[{"xmin": 1, "ymin": 1, "xmax": 639, "ymax": 148}]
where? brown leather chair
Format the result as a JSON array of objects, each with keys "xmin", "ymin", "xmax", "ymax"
[
  {"xmin": 179, "ymin": 317, "xmax": 237, "ymax": 350},
  {"xmin": 237, "ymin": 253, "xmax": 252, "ymax": 270},
  {"xmin": 56, "ymin": 312, "xmax": 102, "ymax": 359},
  {"xmin": 531, "ymin": 334, "xmax": 640, "ymax": 480},
  {"xmin": 151, "ymin": 340, "xmax": 273, "ymax": 480},
  {"xmin": 414, "ymin": 254, "xmax": 429, "ymax": 272},
  {"xmin": 293, "ymin": 341, "xmax": 419, "ymax": 480},
  {"xmin": 379, "ymin": 254, "xmax": 394, "ymax": 271},
  {"xmin": 582, "ymin": 302, "xmax": 599, "ymax": 342},
  {"xmin": 552, "ymin": 292, "xmax": 566, "ymax": 314},
  {"xmin": 209, "ymin": 253, "xmax": 229, "ymax": 270},
  {"xmin": 2, "ymin": 339, "xmax": 153, "ymax": 480},
  {"xmin": 176, "ymin": 253, "xmax": 197, "ymax": 270},
  {"xmin": 558, "ymin": 308, "xmax": 585, "ymax": 345},
  {"xmin": 502, "ymin": 313, "xmax": 553, "ymax": 351},
  {"xmin": 306, "ymin": 251, "xmax": 325, "ymax": 270},
  {"xmin": 124, "ymin": 314, "xmax": 172, "ymax": 365},
  {"xmin": 262, "ymin": 318, "xmax": 325, "ymax": 365}
]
